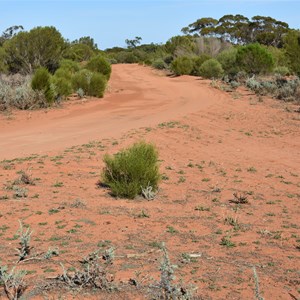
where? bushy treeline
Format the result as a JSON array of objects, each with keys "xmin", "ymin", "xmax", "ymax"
[
  {"xmin": 0, "ymin": 26, "xmax": 111, "ymax": 111},
  {"xmin": 105, "ymin": 15, "xmax": 300, "ymax": 102}
]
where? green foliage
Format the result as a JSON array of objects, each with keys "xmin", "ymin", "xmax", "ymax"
[
  {"xmin": 31, "ymin": 67, "xmax": 54, "ymax": 103},
  {"xmin": 171, "ymin": 56, "xmax": 194, "ymax": 75},
  {"xmin": 88, "ymin": 72, "xmax": 107, "ymax": 98},
  {"xmin": 59, "ymin": 59, "xmax": 80, "ymax": 73},
  {"xmin": 101, "ymin": 142, "xmax": 160, "ymax": 199},
  {"xmin": 284, "ymin": 30, "xmax": 300, "ymax": 75},
  {"xmin": 199, "ymin": 59, "xmax": 224, "ymax": 79},
  {"xmin": 217, "ymin": 47, "xmax": 238, "ymax": 75},
  {"xmin": 192, "ymin": 54, "xmax": 211, "ymax": 76},
  {"xmin": 152, "ymin": 58, "xmax": 167, "ymax": 70},
  {"xmin": 86, "ymin": 55, "xmax": 112, "ymax": 79},
  {"xmin": 236, "ymin": 44, "xmax": 274, "ymax": 75},
  {"xmin": 63, "ymin": 43, "xmax": 94, "ymax": 62},
  {"xmin": 115, "ymin": 51, "xmax": 139, "ymax": 63},
  {"xmin": 165, "ymin": 35, "xmax": 195, "ymax": 56},
  {"xmin": 185, "ymin": 15, "xmax": 289, "ymax": 47},
  {"xmin": 72, "ymin": 69, "xmax": 92, "ymax": 94},
  {"xmin": 0, "ymin": 47, "xmax": 8, "ymax": 73},
  {"xmin": 4, "ymin": 26, "xmax": 65, "ymax": 74},
  {"xmin": 274, "ymin": 66, "xmax": 290, "ymax": 76}
]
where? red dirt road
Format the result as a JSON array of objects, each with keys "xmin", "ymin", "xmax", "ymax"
[{"xmin": 0, "ymin": 64, "xmax": 225, "ymax": 160}]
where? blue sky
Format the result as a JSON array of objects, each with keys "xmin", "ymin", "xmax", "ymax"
[{"xmin": 1, "ymin": 0, "xmax": 299, "ymax": 49}]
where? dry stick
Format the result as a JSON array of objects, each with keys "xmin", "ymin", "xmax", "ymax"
[{"xmin": 253, "ymin": 266, "xmax": 264, "ymax": 300}]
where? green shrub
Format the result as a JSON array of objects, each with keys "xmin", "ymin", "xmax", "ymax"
[
  {"xmin": 192, "ymin": 54, "xmax": 211, "ymax": 76},
  {"xmin": 52, "ymin": 76, "xmax": 72, "ymax": 98},
  {"xmin": 274, "ymin": 66, "xmax": 290, "ymax": 76},
  {"xmin": 170, "ymin": 56, "xmax": 194, "ymax": 75},
  {"xmin": 59, "ymin": 59, "xmax": 80, "ymax": 73},
  {"xmin": 236, "ymin": 43, "xmax": 274, "ymax": 75},
  {"xmin": 217, "ymin": 48, "xmax": 238, "ymax": 76},
  {"xmin": 88, "ymin": 72, "xmax": 107, "ymax": 98},
  {"xmin": 72, "ymin": 69, "xmax": 92, "ymax": 94},
  {"xmin": 86, "ymin": 55, "xmax": 112, "ymax": 79},
  {"xmin": 31, "ymin": 67, "xmax": 54, "ymax": 104},
  {"xmin": 199, "ymin": 59, "xmax": 224, "ymax": 79},
  {"xmin": 101, "ymin": 142, "xmax": 160, "ymax": 199},
  {"xmin": 152, "ymin": 59, "xmax": 166, "ymax": 70},
  {"xmin": 115, "ymin": 51, "xmax": 139, "ymax": 64}
]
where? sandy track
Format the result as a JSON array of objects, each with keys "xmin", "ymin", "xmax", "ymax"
[{"xmin": 0, "ymin": 64, "xmax": 224, "ymax": 160}]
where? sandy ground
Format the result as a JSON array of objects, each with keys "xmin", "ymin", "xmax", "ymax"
[{"xmin": 0, "ymin": 64, "xmax": 299, "ymax": 299}]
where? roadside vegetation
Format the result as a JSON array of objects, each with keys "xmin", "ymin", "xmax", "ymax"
[
  {"xmin": 1, "ymin": 15, "xmax": 299, "ymax": 112},
  {"xmin": 105, "ymin": 15, "xmax": 300, "ymax": 104},
  {"xmin": 0, "ymin": 26, "xmax": 111, "ymax": 111}
]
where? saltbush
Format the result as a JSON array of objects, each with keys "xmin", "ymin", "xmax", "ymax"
[
  {"xmin": 88, "ymin": 72, "xmax": 107, "ymax": 98},
  {"xmin": 101, "ymin": 142, "xmax": 160, "ymax": 199},
  {"xmin": 86, "ymin": 55, "xmax": 112, "ymax": 79},
  {"xmin": 236, "ymin": 43, "xmax": 274, "ymax": 75},
  {"xmin": 199, "ymin": 59, "xmax": 224, "ymax": 79},
  {"xmin": 170, "ymin": 56, "xmax": 194, "ymax": 75}
]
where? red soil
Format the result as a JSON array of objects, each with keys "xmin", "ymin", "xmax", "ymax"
[{"xmin": 0, "ymin": 64, "xmax": 299, "ymax": 299}]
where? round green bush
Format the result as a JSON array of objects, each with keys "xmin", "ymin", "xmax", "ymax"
[
  {"xmin": 171, "ymin": 56, "xmax": 194, "ymax": 76},
  {"xmin": 88, "ymin": 72, "xmax": 107, "ymax": 98},
  {"xmin": 116, "ymin": 51, "xmax": 139, "ymax": 64},
  {"xmin": 236, "ymin": 43, "xmax": 274, "ymax": 75},
  {"xmin": 72, "ymin": 69, "xmax": 92, "ymax": 94},
  {"xmin": 199, "ymin": 59, "xmax": 224, "ymax": 79},
  {"xmin": 217, "ymin": 48, "xmax": 238, "ymax": 76},
  {"xmin": 31, "ymin": 67, "xmax": 54, "ymax": 104},
  {"xmin": 52, "ymin": 76, "xmax": 73, "ymax": 98},
  {"xmin": 86, "ymin": 55, "xmax": 112, "ymax": 79},
  {"xmin": 192, "ymin": 54, "xmax": 212, "ymax": 76},
  {"xmin": 101, "ymin": 142, "xmax": 160, "ymax": 199}
]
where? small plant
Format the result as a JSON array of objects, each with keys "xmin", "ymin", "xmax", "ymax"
[
  {"xmin": 0, "ymin": 265, "xmax": 27, "ymax": 300},
  {"xmin": 220, "ymin": 236, "xmax": 236, "ymax": 248},
  {"xmin": 44, "ymin": 247, "xmax": 59, "ymax": 259},
  {"xmin": 141, "ymin": 182, "xmax": 157, "ymax": 200},
  {"xmin": 231, "ymin": 192, "xmax": 249, "ymax": 204},
  {"xmin": 149, "ymin": 243, "xmax": 194, "ymax": 299},
  {"xmin": 101, "ymin": 142, "xmax": 160, "ymax": 199},
  {"xmin": 16, "ymin": 221, "xmax": 33, "ymax": 262},
  {"xmin": 56, "ymin": 249, "xmax": 115, "ymax": 290},
  {"xmin": 77, "ymin": 88, "xmax": 84, "ymax": 99}
]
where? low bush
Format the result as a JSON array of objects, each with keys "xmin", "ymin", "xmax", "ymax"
[
  {"xmin": 199, "ymin": 59, "xmax": 224, "ymax": 79},
  {"xmin": 72, "ymin": 69, "xmax": 92, "ymax": 95},
  {"xmin": 152, "ymin": 59, "xmax": 167, "ymax": 70},
  {"xmin": 192, "ymin": 54, "xmax": 211, "ymax": 76},
  {"xmin": 86, "ymin": 55, "xmax": 112, "ymax": 79},
  {"xmin": 88, "ymin": 72, "xmax": 107, "ymax": 98},
  {"xmin": 31, "ymin": 67, "xmax": 54, "ymax": 104},
  {"xmin": 274, "ymin": 66, "xmax": 290, "ymax": 76},
  {"xmin": 59, "ymin": 59, "xmax": 80, "ymax": 73},
  {"xmin": 101, "ymin": 142, "xmax": 160, "ymax": 199},
  {"xmin": 0, "ymin": 75, "xmax": 48, "ymax": 110},
  {"xmin": 170, "ymin": 56, "xmax": 194, "ymax": 76}
]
